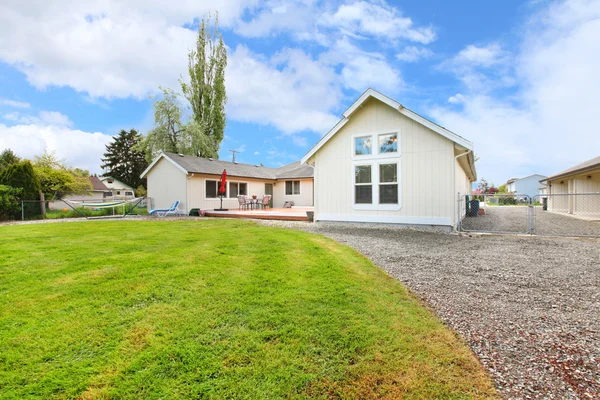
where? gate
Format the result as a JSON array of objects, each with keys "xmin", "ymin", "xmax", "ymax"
[
  {"xmin": 458, "ymin": 194, "xmax": 532, "ymax": 234},
  {"xmin": 458, "ymin": 193, "xmax": 600, "ymax": 237}
]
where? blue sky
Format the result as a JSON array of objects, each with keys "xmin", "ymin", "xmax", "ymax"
[{"xmin": 1, "ymin": 0, "xmax": 599, "ymax": 186}]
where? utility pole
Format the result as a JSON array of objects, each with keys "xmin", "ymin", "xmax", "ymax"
[{"xmin": 228, "ymin": 149, "xmax": 240, "ymax": 162}]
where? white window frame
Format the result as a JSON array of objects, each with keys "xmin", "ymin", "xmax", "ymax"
[
  {"xmin": 352, "ymin": 160, "xmax": 401, "ymax": 211},
  {"xmin": 353, "ymin": 164, "xmax": 373, "ymax": 205},
  {"xmin": 228, "ymin": 181, "xmax": 249, "ymax": 198},
  {"xmin": 285, "ymin": 180, "xmax": 301, "ymax": 196},
  {"xmin": 351, "ymin": 130, "xmax": 400, "ymax": 161}
]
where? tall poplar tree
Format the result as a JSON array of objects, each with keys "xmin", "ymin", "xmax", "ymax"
[
  {"xmin": 101, "ymin": 129, "xmax": 148, "ymax": 188},
  {"xmin": 180, "ymin": 13, "xmax": 227, "ymax": 159}
]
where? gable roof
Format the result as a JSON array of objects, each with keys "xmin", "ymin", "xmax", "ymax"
[
  {"xmin": 100, "ymin": 176, "xmax": 134, "ymax": 190},
  {"xmin": 544, "ymin": 156, "xmax": 600, "ymax": 182},
  {"xmin": 89, "ymin": 176, "xmax": 108, "ymax": 191},
  {"xmin": 507, "ymin": 174, "xmax": 547, "ymax": 184},
  {"xmin": 140, "ymin": 152, "xmax": 313, "ymax": 180},
  {"xmin": 301, "ymin": 88, "xmax": 474, "ymax": 165}
]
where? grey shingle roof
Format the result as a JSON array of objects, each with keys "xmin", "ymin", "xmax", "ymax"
[
  {"xmin": 89, "ymin": 176, "xmax": 108, "ymax": 191},
  {"xmin": 545, "ymin": 156, "xmax": 600, "ymax": 181},
  {"xmin": 163, "ymin": 152, "xmax": 313, "ymax": 180}
]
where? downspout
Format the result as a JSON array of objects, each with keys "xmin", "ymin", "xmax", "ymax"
[
  {"xmin": 454, "ymin": 149, "xmax": 472, "ymax": 231},
  {"xmin": 186, "ymin": 173, "xmax": 195, "ymax": 213}
]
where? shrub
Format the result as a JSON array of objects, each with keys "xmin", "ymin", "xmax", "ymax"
[
  {"xmin": 0, "ymin": 185, "xmax": 22, "ymax": 220},
  {"xmin": 499, "ymin": 196, "xmax": 517, "ymax": 205},
  {"xmin": 0, "ymin": 161, "xmax": 43, "ymax": 218}
]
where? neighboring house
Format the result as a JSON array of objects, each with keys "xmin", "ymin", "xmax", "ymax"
[
  {"xmin": 100, "ymin": 176, "xmax": 135, "ymax": 199},
  {"xmin": 48, "ymin": 176, "xmax": 111, "ymax": 209},
  {"xmin": 141, "ymin": 152, "xmax": 314, "ymax": 212},
  {"xmin": 505, "ymin": 174, "xmax": 547, "ymax": 198},
  {"xmin": 542, "ymin": 156, "xmax": 600, "ymax": 215},
  {"xmin": 301, "ymin": 88, "xmax": 477, "ymax": 229}
]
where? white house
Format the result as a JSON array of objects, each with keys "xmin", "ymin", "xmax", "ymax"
[
  {"xmin": 141, "ymin": 152, "xmax": 314, "ymax": 213},
  {"xmin": 301, "ymin": 89, "xmax": 477, "ymax": 229},
  {"xmin": 505, "ymin": 174, "xmax": 547, "ymax": 198},
  {"xmin": 99, "ymin": 176, "xmax": 135, "ymax": 199}
]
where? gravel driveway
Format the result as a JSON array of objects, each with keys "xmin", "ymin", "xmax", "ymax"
[
  {"xmin": 259, "ymin": 221, "xmax": 600, "ymax": 399},
  {"xmin": 461, "ymin": 206, "xmax": 600, "ymax": 237}
]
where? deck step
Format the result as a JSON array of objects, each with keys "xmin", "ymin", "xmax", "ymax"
[{"xmin": 204, "ymin": 211, "xmax": 308, "ymax": 222}]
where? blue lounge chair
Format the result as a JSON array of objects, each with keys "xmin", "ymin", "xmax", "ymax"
[{"xmin": 149, "ymin": 201, "xmax": 185, "ymax": 217}]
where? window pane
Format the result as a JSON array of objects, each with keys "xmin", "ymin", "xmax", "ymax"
[
  {"xmin": 379, "ymin": 184, "xmax": 398, "ymax": 204},
  {"xmin": 355, "ymin": 185, "xmax": 372, "ymax": 204},
  {"xmin": 239, "ymin": 183, "xmax": 248, "ymax": 196},
  {"xmin": 379, "ymin": 163, "xmax": 397, "ymax": 183},
  {"xmin": 379, "ymin": 133, "xmax": 398, "ymax": 153},
  {"xmin": 286, "ymin": 181, "xmax": 292, "ymax": 195},
  {"xmin": 293, "ymin": 181, "xmax": 300, "ymax": 195},
  {"xmin": 355, "ymin": 165, "xmax": 372, "ymax": 184},
  {"xmin": 355, "ymin": 136, "xmax": 372, "ymax": 155},
  {"xmin": 231, "ymin": 182, "xmax": 238, "ymax": 198},
  {"xmin": 206, "ymin": 180, "xmax": 217, "ymax": 198}
]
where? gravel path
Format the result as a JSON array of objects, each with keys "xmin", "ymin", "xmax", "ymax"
[
  {"xmin": 257, "ymin": 220, "xmax": 600, "ymax": 399},
  {"xmin": 461, "ymin": 206, "xmax": 600, "ymax": 237}
]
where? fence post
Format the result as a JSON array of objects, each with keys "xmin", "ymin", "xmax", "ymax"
[{"xmin": 21, "ymin": 200, "xmax": 24, "ymax": 221}]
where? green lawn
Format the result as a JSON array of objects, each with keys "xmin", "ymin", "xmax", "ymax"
[{"xmin": 0, "ymin": 220, "xmax": 497, "ymax": 399}]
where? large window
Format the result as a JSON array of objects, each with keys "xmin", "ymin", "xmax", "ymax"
[
  {"xmin": 285, "ymin": 180, "xmax": 301, "ymax": 195},
  {"xmin": 354, "ymin": 165, "xmax": 372, "ymax": 204},
  {"xmin": 206, "ymin": 180, "xmax": 226, "ymax": 198},
  {"xmin": 379, "ymin": 133, "xmax": 398, "ymax": 154},
  {"xmin": 379, "ymin": 163, "xmax": 398, "ymax": 204},
  {"xmin": 229, "ymin": 182, "xmax": 248, "ymax": 198},
  {"xmin": 354, "ymin": 136, "xmax": 372, "ymax": 155}
]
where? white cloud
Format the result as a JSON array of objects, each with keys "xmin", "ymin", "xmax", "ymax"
[
  {"xmin": 292, "ymin": 136, "xmax": 307, "ymax": 147},
  {"xmin": 0, "ymin": 1, "xmax": 256, "ymax": 98},
  {"xmin": 253, "ymin": 151, "xmax": 260, "ymax": 155},
  {"xmin": 1, "ymin": 110, "xmax": 72, "ymax": 127},
  {"xmin": 448, "ymin": 93, "xmax": 465, "ymax": 104},
  {"xmin": 429, "ymin": 0, "xmax": 600, "ymax": 184},
  {"xmin": 226, "ymin": 45, "xmax": 341, "ymax": 134},
  {"xmin": 0, "ymin": 99, "xmax": 31, "ymax": 108},
  {"xmin": 322, "ymin": 1, "xmax": 435, "ymax": 44},
  {"xmin": 396, "ymin": 46, "xmax": 434, "ymax": 62},
  {"xmin": 0, "ymin": 123, "xmax": 112, "ymax": 173}
]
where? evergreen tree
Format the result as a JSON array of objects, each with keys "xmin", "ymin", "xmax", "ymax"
[
  {"xmin": 0, "ymin": 149, "xmax": 20, "ymax": 173},
  {"xmin": 0, "ymin": 160, "xmax": 40, "ymax": 200},
  {"xmin": 101, "ymin": 129, "xmax": 148, "ymax": 188},
  {"xmin": 180, "ymin": 13, "xmax": 227, "ymax": 158}
]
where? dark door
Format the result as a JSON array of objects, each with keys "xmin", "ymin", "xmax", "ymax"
[{"xmin": 265, "ymin": 183, "xmax": 274, "ymax": 207}]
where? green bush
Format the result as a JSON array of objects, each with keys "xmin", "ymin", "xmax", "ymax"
[
  {"xmin": 0, "ymin": 185, "xmax": 22, "ymax": 220},
  {"xmin": 499, "ymin": 196, "xmax": 517, "ymax": 205}
]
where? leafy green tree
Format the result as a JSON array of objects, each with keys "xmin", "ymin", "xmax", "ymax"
[
  {"xmin": 180, "ymin": 14, "xmax": 227, "ymax": 159},
  {"xmin": 139, "ymin": 87, "xmax": 212, "ymax": 161},
  {"xmin": 101, "ymin": 129, "xmax": 148, "ymax": 188},
  {"xmin": 32, "ymin": 151, "xmax": 92, "ymax": 200},
  {"xmin": 0, "ymin": 149, "xmax": 20, "ymax": 173}
]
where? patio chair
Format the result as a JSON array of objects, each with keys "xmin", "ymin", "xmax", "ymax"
[
  {"xmin": 149, "ymin": 200, "xmax": 185, "ymax": 217},
  {"xmin": 261, "ymin": 195, "xmax": 271, "ymax": 210},
  {"xmin": 238, "ymin": 195, "xmax": 251, "ymax": 210}
]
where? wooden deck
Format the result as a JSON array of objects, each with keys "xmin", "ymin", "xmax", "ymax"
[{"xmin": 204, "ymin": 207, "xmax": 312, "ymax": 221}]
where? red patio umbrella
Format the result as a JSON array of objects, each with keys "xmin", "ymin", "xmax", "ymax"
[{"xmin": 218, "ymin": 169, "xmax": 227, "ymax": 210}]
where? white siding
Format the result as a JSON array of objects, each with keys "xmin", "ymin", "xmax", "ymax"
[
  {"xmin": 311, "ymin": 98, "xmax": 463, "ymax": 227},
  {"xmin": 273, "ymin": 178, "xmax": 313, "ymax": 208},
  {"xmin": 146, "ymin": 158, "xmax": 188, "ymax": 211},
  {"xmin": 548, "ymin": 169, "xmax": 600, "ymax": 214}
]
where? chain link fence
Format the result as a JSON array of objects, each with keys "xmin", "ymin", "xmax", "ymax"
[
  {"xmin": 532, "ymin": 193, "xmax": 600, "ymax": 237},
  {"xmin": 1, "ymin": 198, "xmax": 148, "ymax": 222},
  {"xmin": 458, "ymin": 193, "xmax": 600, "ymax": 237},
  {"xmin": 459, "ymin": 194, "xmax": 532, "ymax": 234}
]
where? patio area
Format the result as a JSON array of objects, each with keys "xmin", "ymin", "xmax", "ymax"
[{"xmin": 205, "ymin": 207, "xmax": 313, "ymax": 221}]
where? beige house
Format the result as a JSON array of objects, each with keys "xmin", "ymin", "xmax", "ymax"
[
  {"xmin": 542, "ymin": 156, "xmax": 600, "ymax": 215},
  {"xmin": 141, "ymin": 152, "xmax": 314, "ymax": 213},
  {"xmin": 301, "ymin": 89, "xmax": 476, "ymax": 229},
  {"xmin": 100, "ymin": 176, "xmax": 135, "ymax": 199}
]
